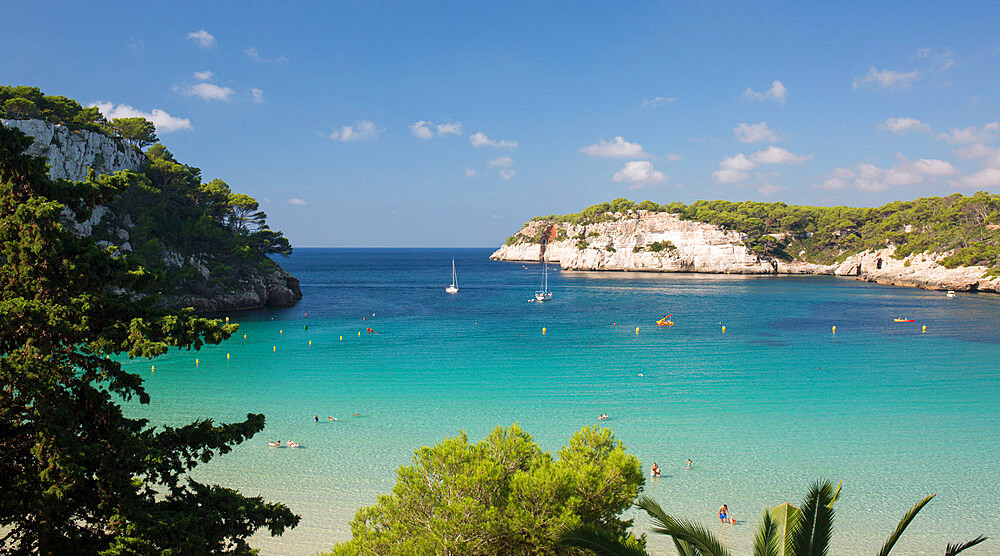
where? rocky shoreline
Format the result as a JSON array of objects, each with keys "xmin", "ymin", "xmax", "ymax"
[{"xmin": 491, "ymin": 211, "xmax": 1000, "ymax": 293}]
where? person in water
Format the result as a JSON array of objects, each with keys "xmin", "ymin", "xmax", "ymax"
[
  {"xmin": 314, "ymin": 414, "xmax": 319, "ymax": 423},
  {"xmin": 685, "ymin": 458, "xmax": 693, "ymax": 469},
  {"xmin": 719, "ymin": 504, "xmax": 731, "ymax": 524},
  {"xmin": 650, "ymin": 462, "xmax": 661, "ymax": 477}
]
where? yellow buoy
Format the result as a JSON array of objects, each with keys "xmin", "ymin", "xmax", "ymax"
[
  {"xmin": 226, "ymin": 353, "xmax": 230, "ymax": 359},
  {"xmin": 635, "ymin": 327, "xmax": 640, "ymax": 334},
  {"xmin": 722, "ymin": 326, "xmax": 726, "ymax": 333},
  {"xmin": 922, "ymin": 325, "xmax": 926, "ymax": 333},
  {"xmin": 358, "ymin": 331, "xmax": 361, "ymax": 337},
  {"xmin": 832, "ymin": 325, "xmax": 837, "ymax": 333},
  {"xmin": 339, "ymin": 335, "xmax": 343, "ymax": 341},
  {"xmin": 280, "ymin": 329, "xmax": 283, "ymax": 335},
  {"xmin": 243, "ymin": 334, "xmax": 247, "ymax": 339},
  {"xmin": 309, "ymin": 340, "xmax": 312, "ymax": 346},
  {"xmin": 195, "ymin": 358, "xmax": 199, "ymax": 366},
  {"xmin": 225, "ymin": 316, "xmax": 229, "ymax": 323},
  {"xmin": 273, "ymin": 346, "xmax": 277, "ymax": 352},
  {"xmin": 151, "ymin": 365, "xmax": 154, "ymax": 372},
  {"xmin": 542, "ymin": 327, "xmax": 546, "ymax": 335}
]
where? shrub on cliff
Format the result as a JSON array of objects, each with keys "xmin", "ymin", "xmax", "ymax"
[
  {"xmin": 0, "ymin": 124, "xmax": 298, "ymax": 553},
  {"xmin": 330, "ymin": 424, "xmax": 644, "ymax": 555}
]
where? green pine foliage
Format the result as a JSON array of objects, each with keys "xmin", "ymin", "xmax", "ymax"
[
  {"xmin": 0, "ymin": 85, "xmax": 107, "ymax": 133},
  {"xmin": 330, "ymin": 424, "xmax": 644, "ymax": 555},
  {"xmin": 511, "ymin": 194, "xmax": 1000, "ymax": 272},
  {"xmin": 0, "ymin": 124, "xmax": 298, "ymax": 553}
]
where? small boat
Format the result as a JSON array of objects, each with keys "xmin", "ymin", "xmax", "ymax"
[
  {"xmin": 267, "ymin": 441, "xmax": 280, "ymax": 448},
  {"xmin": 893, "ymin": 318, "xmax": 915, "ymax": 323},
  {"xmin": 535, "ymin": 250, "xmax": 552, "ymax": 302},
  {"xmin": 286, "ymin": 441, "xmax": 300, "ymax": 448},
  {"xmin": 946, "ymin": 290, "xmax": 956, "ymax": 298},
  {"xmin": 445, "ymin": 259, "xmax": 459, "ymax": 294},
  {"xmin": 657, "ymin": 314, "xmax": 674, "ymax": 326}
]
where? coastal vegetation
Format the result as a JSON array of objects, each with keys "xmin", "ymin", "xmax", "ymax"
[
  {"xmin": 1, "ymin": 86, "xmax": 293, "ymax": 304},
  {"xmin": 559, "ymin": 479, "xmax": 987, "ymax": 556},
  {"xmin": 0, "ymin": 124, "xmax": 298, "ymax": 552},
  {"xmin": 330, "ymin": 424, "xmax": 644, "ymax": 555},
  {"xmin": 513, "ymin": 194, "xmax": 1000, "ymax": 274}
]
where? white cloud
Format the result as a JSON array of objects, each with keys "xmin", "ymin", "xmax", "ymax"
[
  {"xmin": 410, "ymin": 120, "xmax": 433, "ymax": 140},
  {"xmin": 665, "ymin": 153, "xmax": 682, "ymax": 162},
  {"xmin": 742, "ymin": 80, "xmax": 787, "ymax": 103},
  {"xmin": 955, "ymin": 143, "xmax": 1000, "ymax": 168},
  {"xmin": 949, "ymin": 168, "xmax": 1000, "ymax": 189},
  {"xmin": 612, "ymin": 160, "xmax": 667, "ymax": 188},
  {"xmin": 187, "ymin": 30, "xmax": 216, "ymax": 48},
  {"xmin": 175, "ymin": 82, "xmax": 235, "ymax": 101},
  {"xmin": 251, "ymin": 88, "xmax": 263, "ymax": 103},
  {"xmin": 937, "ymin": 122, "xmax": 999, "ymax": 145},
  {"xmin": 469, "ymin": 131, "xmax": 518, "ymax": 148},
  {"xmin": 90, "ymin": 102, "xmax": 192, "ymax": 133},
  {"xmin": 750, "ymin": 146, "xmax": 811, "ymax": 165},
  {"xmin": 500, "ymin": 168, "xmax": 516, "ymax": 181},
  {"xmin": 734, "ymin": 122, "xmax": 778, "ymax": 143},
  {"xmin": 411, "ymin": 120, "xmax": 463, "ymax": 139},
  {"xmin": 193, "ymin": 70, "xmax": 213, "ymax": 81},
  {"xmin": 437, "ymin": 121, "xmax": 463, "ymax": 136},
  {"xmin": 852, "ymin": 67, "xmax": 920, "ymax": 91},
  {"xmin": 818, "ymin": 155, "xmax": 957, "ymax": 192},
  {"xmin": 465, "ymin": 168, "xmax": 477, "ymax": 178},
  {"xmin": 641, "ymin": 96, "xmax": 676, "ymax": 108},
  {"xmin": 245, "ymin": 47, "xmax": 288, "ymax": 64},
  {"xmin": 288, "ymin": 198, "xmax": 307, "ymax": 205},
  {"xmin": 489, "ymin": 156, "xmax": 514, "ymax": 167},
  {"xmin": 579, "ymin": 136, "xmax": 649, "ymax": 158},
  {"xmin": 713, "ymin": 147, "xmax": 810, "ymax": 184},
  {"xmin": 878, "ymin": 117, "xmax": 931, "ymax": 135},
  {"xmin": 758, "ymin": 183, "xmax": 782, "ymax": 196},
  {"xmin": 329, "ymin": 120, "xmax": 379, "ymax": 142}
]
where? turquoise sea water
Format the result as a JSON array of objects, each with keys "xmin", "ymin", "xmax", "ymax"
[{"xmin": 126, "ymin": 248, "xmax": 1000, "ymax": 555}]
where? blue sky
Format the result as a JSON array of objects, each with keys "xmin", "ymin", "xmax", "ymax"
[{"xmin": 4, "ymin": 1, "xmax": 1000, "ymax": 246}]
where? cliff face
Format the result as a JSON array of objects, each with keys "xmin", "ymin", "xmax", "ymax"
[
  {"xmin": 1, "ymin": 118, "xmax": 144, "ymax": 180},
  {"xmin": 8, "ymin": 118, "xmax": 302, "ymax": 311},
  {"xmin": 492, "ymin": 211, "xmax": 1000, "ymax": 293}
]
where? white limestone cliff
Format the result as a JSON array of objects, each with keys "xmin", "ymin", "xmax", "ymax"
[
  {"xmin": 1, "ymin": 118, "xmax": 143, "ymax": 181},
  {"xmin": 491, "ymin": 211, "xmax": 1000, "ymax": 293}
]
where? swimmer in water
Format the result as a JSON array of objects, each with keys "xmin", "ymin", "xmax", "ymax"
[
  {"xmin": 719, "ymin": 504, "xmax": 731, "ymax": 524},
  {"xmin": 353, "ymin": 412, "xmax": 360, "ymax": 417},
  {"xmin": 685, "ymin": 458, "xmax": 693, "ymax": 469},
  {"xmin": 329, "ymin": 416, "xmax": 337, "ymax": 421},
  {"xmin": 314, "ymin": 414, "xmax": 319, "ymax": 423}
]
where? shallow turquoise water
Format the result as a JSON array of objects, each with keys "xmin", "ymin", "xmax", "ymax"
[{"xmin": 125, "ymin": 248, "xmax": 1000, "ymax": 555}]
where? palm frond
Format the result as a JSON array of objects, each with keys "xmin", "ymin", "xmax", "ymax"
[
  {"xmin": 557, "ymin": 523, "xmax": 649, "ymax": 556},
  {"xmin": 792, "ymin": 479, "xmax": 836, "ymax": 556},
  {"xmin": 635, "ymin": 496, "xmax": 730, "ymax": 556},
  {"xmin": 827, "ymin": 481, "xmax": 843, "ymax": 509},
  {"xmin": 874, "ymin": 493, "xmax": 935, "ymax": 556},
  {"xmin": 673, "ymin": 537, "xmax": 699, "ymax": 556},
  {"xmin": 945, "ymin": 534, "xmax": 987, "ymax": 556},
  {"xmin": 753, "ymin": 508, "xmax": 779, "ymax": 556}
]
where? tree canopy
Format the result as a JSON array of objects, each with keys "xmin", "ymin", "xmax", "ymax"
[
  {"xmin": 0, "ymin": 124, "xmax": 298, "ymax": 553},
  {"xmin": 330, "ymin": 424, "xmax": 644, "ymax": 555},
  {"xmin": 109, "ymin": 116, "xmax": 158, "ymax": 148}
]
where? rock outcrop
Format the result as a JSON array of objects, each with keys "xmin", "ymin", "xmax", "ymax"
[
  {"xmin": 492, "ymin": 211, "xmax": 1000, "ymax": 293},
  {"xmin": 9, "ymin": 117, "xmax": 303, "ymax": 311},
  {"xmin": 2, "ymin": 118, "xmax": 144, "ymax": 180}
]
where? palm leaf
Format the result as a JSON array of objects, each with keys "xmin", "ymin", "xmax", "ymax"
[
  {"xmin": 769, "ymin": 502, "xmax": 802, "ymax": 556},
  {"xmin": 635, "ymin": 496, "xmax": 731, "ymax": 556},
  {"xmin": 557, "ymin": 523, "xmax": 649, "ymax": 556},
  {"xmin": 792, "ymin": 479, "xmax": 836, "ymax": 556},
  {"xmin": 827, "ymin": 481, "xmax": 843, "ymax": 509},
  {"xmin": 753, "ymin": 508, "xmax": 779, "ymax": 556},
  {"xmin": 874, "ymin": 493, "xmax": 935, "ymax": 556},
  {"xmin": 945, "ymin": 534, "xmax": 987, "ymax": 556}
]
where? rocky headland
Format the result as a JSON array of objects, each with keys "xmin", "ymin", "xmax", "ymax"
[
  {"xmin": 3, "ymin": 117, "xmax": 302, "ymax": 311},
  {"xmin": 492, "ymin": 211, "xmax": 1000, "ymax": 293}
]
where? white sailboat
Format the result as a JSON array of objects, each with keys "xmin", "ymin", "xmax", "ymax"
[
  {"xmin": 445, "ymin": 259, "xmax": 459, "ymax": 294},
  {"xmin": 534, "ymin": 250, "xmax": 552, "ymax": 301}
]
